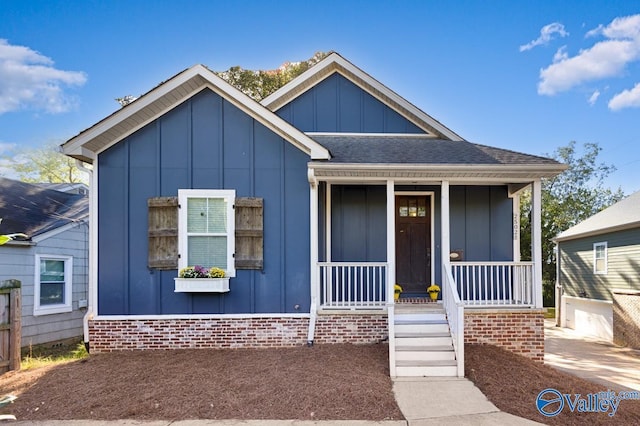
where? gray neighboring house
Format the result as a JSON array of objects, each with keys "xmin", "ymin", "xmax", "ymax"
[
  {"xmin": 0, "ymin": 177, "xmax": 89, "ymax": 347},
  {"xmin": 555, "ymin": 190, "xmax": 640, "ymax": 346}
]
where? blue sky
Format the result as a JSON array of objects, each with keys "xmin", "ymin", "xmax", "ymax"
[{"xmin": 1, "ymin": 0, "xmax": 639, "ymax": 193}]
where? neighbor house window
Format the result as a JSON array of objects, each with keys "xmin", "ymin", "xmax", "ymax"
[
  {"xmin": 593, "ymin": 242, "xmax": 607, "ymax": 274},
  {"xmin": 34, "ymin": 255, "xmax": 73, "ymax": 316},
  {"xmin": 178, "ymin": 189, "xmax": 236, "ymax": 277}
]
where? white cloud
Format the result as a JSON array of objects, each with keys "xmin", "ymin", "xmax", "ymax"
[
  {"xmin": 588, "ymin": 90, "xmax": 600, "ymax": 105},
  {"xmin": 608, "ymin": 82, "xmax": 640, "ymax": 110},
  {"xmin": 0, "ymin": 39, "xmax": 87, "ymax": 115},
  {"xmin": 588, "ymin": 14, "xmax": 640, "ymax": 39},
  {"xmin": 0, "ymin": 142, "xmax": 17, "ymax": 154},
  {"xmin": 520, "ymin": 23, "xmax": 569, "ymax": 52},
  {"xmin": 553, "ymin": 46, "xmax": 569, "ymax": 62},
  {"xmin": 0, "ymin": 142, "xmax": 17, "ymax": 178},
  {"xmin": 538, "ymin": 15, "xmax": 640, "ymax": 96}
]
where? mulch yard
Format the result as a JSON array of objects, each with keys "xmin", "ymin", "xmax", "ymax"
[
  {"xmin": 1, "ymin": 343, "xmax": 402, "ymax": 421},
  {"xmin": 466, "ymin": 344, "xmax": 640, "ymax": 425},
  {"xmin": 2, "ymin": 342, "xmax": 640, "ymax": 424}
]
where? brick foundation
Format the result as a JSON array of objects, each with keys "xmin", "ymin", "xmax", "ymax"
[
  {"xmin": 464, "ymin": 308, "xmax": 545, "ymax": 362},
  {"xmin": 613, "ymin": 290, "xmax": 640, "ymax": 349},
  {"xmin": 88, "ymin": 313, "xmax": 388, "ymax": 353},
  {"xmin": 315, "ymin": 313, "xmax": 388, "ymax": 344},
  {"xmin": 89, "ymin": 310, "xmax": 545, "ymax": 362}
]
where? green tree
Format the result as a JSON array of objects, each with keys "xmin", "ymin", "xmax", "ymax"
[
  {"xmin": 215, "ymin": 51, "xmax": 329, "ymax": 101},
  {"xmin": 1, "ymin": 142, "xmax": 88, "ymax": 184},
  {"xmin": 520, "ymin": 141, "xmax": 624, "ymax": 305}
]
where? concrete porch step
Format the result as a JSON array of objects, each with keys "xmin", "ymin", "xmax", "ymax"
[
  {"xmin": 395, "ymin": 322, "xmax": 450, "ymax": 334},
  {"xmin": 394, "ymin": 335, "xmax": 453, "ymax": 347},
  {"xmin": 394, "ymin": 304, "xmax": 445, "ymax": 314},
  {"xmin": 396, "ymin": 359, "xmax": 458, "ymax": 367},
  {"xmin": 395, "ymin": 348, "xmax": 456, "ymax": 361},
  {"xmin": 395, "ymin": 344, "xmax": 454, "ymax": 352},
  {"xmin": 395, "ymin": 359, "xmax": 458, "ymax": 377}
]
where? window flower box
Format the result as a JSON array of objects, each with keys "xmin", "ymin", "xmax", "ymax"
[
  {"xmin": 174, "ymin": 277, "xmax": 230, "ymax": 293},
  {"xmin": 174, "ymin": 266, "xmax": 229, "ymax": 293}
]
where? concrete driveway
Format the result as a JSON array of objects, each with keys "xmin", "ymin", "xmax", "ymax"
[{"xmin": 544, "ymin": 319, "xmax": 640, "ymax": 392}]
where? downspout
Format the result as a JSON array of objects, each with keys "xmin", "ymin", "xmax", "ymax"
[
  {"xmin": 555, "ymin": 242, "xmax": 562, "ymax": 327},
  {"xmin": 76, "ymin": 159, "xmax": 94, "ymax": 352},
  {"xmin": 307, "ymin": 168, "xmax": 319, "ymax": 346}
]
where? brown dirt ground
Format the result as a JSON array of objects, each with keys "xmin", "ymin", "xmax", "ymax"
[
  {"xmin": 2, "ymin": 342, "xmax": 640, "ymax": 424},
  {"xmin": 1, "ymin": 343, "xmax": 402, "ymax": 421},
  {"xmin": 466, "ymin": 344, "xmax": 640, "ymax": 425}
]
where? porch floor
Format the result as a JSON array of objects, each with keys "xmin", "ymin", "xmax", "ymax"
[{"xmin": 396, "ymin": 296, "xmax": 439, "ymax": 304}]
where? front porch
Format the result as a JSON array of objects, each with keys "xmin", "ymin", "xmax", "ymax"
[
  {"xmin": 308, "ymin": 174, "xmax": 545, "ymax": 377},
  {"xmin": 317, "ymin": 261, "xmax": 536, "ymax": 310}
]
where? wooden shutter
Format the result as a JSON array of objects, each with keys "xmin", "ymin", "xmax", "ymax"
[
  {"xmin": 235, "ymin": 197, "xmax": 263, "ymax": 270},
  {"xmin": 148, "ymin": 197, "xmax": 179, "ymax": 270}
]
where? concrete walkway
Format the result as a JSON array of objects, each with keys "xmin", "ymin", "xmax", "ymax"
[
  {"xmin": 544, "ymin": 319, "xmax": 640, "ymax": 392},
  {"xmin": 391, "ymin": 377, "xmax": 541, "ymax": 425}
]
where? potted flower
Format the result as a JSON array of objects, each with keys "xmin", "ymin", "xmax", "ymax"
[
  {"xmin": 174, "ymin": 265, "xmax": 230, "ymax": 293},
  {"xmin": 394, "ymin": 284, "xmax": 403, "ymax": 301},
  {"xmin": 427, "ymin": 283, "xmax": 440, "ymax": 302}
]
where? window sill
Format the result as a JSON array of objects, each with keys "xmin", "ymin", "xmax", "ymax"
[
  {"xmin": 33, "ymin": 305, "xmax": 73, "ymax": 316},
  {"xmin": 174, "ymin": 277, "xmax": 230, "ymax": 293}
]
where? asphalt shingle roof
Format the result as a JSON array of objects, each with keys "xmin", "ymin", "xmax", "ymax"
[
  {"xmin": 555, "ymin": 190, "xmax": 640, "ymax": 241},
  {"xmin": 0, "ymin": 177, "xmax": 88, "ymax": 239},
  {"xmin": 309, "ymin": 135, "xmax": 561, "ymax": 165}
]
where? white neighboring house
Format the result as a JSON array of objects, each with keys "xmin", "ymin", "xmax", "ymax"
[
  {"xmin": 554, "ymin": 191, "xmax": 640, "ymax": 344},
  {"xmin": 0, "ymin": 177, "xmax": 89, "ymax": 347}
]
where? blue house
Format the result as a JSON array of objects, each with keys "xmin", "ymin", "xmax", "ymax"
[{"xmin": 62, "ymin": 53, "xmax": 565, "ymax": 376}]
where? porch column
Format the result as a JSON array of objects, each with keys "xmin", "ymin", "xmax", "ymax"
[
  {"xmin": 386, "ymin": 179, "xmax": 396, "ymax": 377},
  {"xmin": 386, "ymin": 180, "xmax": 396, "ymax": 303},
  {"xmin": 512, "ymin": 193, "xmax": 521, "ymax": 262},
  {"xmin": 441, "ymin": 180, "xmax": 450, "ymax": 269},
  {"xmin": 531, "ymin": 179, "xmax": 543, "ymax": 308},
  {"xmin": 308, "ymin": 169, "xmax": 319, "ymax": 342}
]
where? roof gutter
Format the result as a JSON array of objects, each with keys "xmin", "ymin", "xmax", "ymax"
[{"xmin": 553, "ymin": 220, "xmax": 640, "ymax": 243}]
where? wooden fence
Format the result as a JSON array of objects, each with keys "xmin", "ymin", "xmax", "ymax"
[{"xmin": 0, "ymin": 279, "xmax": 21, "ymax": 374}]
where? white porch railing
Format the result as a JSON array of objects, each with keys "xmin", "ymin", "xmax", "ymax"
[
  {"xmin": 442, "ymin": 261, "xmax": 465, "ymax": 377},
  {"xmin": 451, "ymin": 262, "xmax": 534, "ymax": 307},
  {"xmin": 318, "ymin": 262, "xmax": 387, "ymax": 309}
]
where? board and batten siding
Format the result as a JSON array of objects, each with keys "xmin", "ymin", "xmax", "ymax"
[
  {"xmin": 0, "ymin": 224, "xmax": 88, "ymax": 346},
  {"xmin": 449, "ymin": 186, "xmax": 513, "ymax": 262},
  {"xmin": 321, "ymin": 184, "xmax": 513, "ymax": 286},
  {"xmin": 559, "ymin": 227, "xmax": 640, "ymax": 301},
  {"xmin": 97, "ymin": 89, "xmax": 310, "ymax": 316},
  {"xmin": 276, "ymin": 73, "xmax": 425, "ymax": 134}
]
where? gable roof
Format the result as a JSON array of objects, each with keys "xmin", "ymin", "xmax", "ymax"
[
  {"xmin": 261, "ymin": 52, "xmax": 464, "ymax": 141},
  {"xmin": 61, "ymin": 65, "xmax": 330, "ymax": 163},
  {"xmin": 308, "ymin": 134, "xmax": 566, "ymax": 180},
  {"xmin": 554, "ymin": 191, "xmax": 640, "ymax": 242},
  {"xmin": 0, "ymin": 177, "xmax": 89, "ymax": 240}
]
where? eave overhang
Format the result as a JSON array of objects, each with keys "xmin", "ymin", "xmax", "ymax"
[
  {"xmin": 62, "ymin": 65, "xmax": 330, "ymax": 164},
  {"xmin": 554, "ymin": 221, "xmax": 640, "ymax": 243}
]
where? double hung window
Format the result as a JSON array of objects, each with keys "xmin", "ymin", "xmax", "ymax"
[
  {"xmin": 34, "ymin": 255, "xmax": 73, "ymax": 315},
  {"xmin": 593, "ymin": 242, "xmax": 607, "ymax": 275},
  {"xmin": 178, "ymin": 189, "xmax": 236, "ymax": 277}
]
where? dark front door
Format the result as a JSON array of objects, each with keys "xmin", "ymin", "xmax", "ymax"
[{"xmin": 395, "ymin": 195, "xmax": 431, "ymax": 294}]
